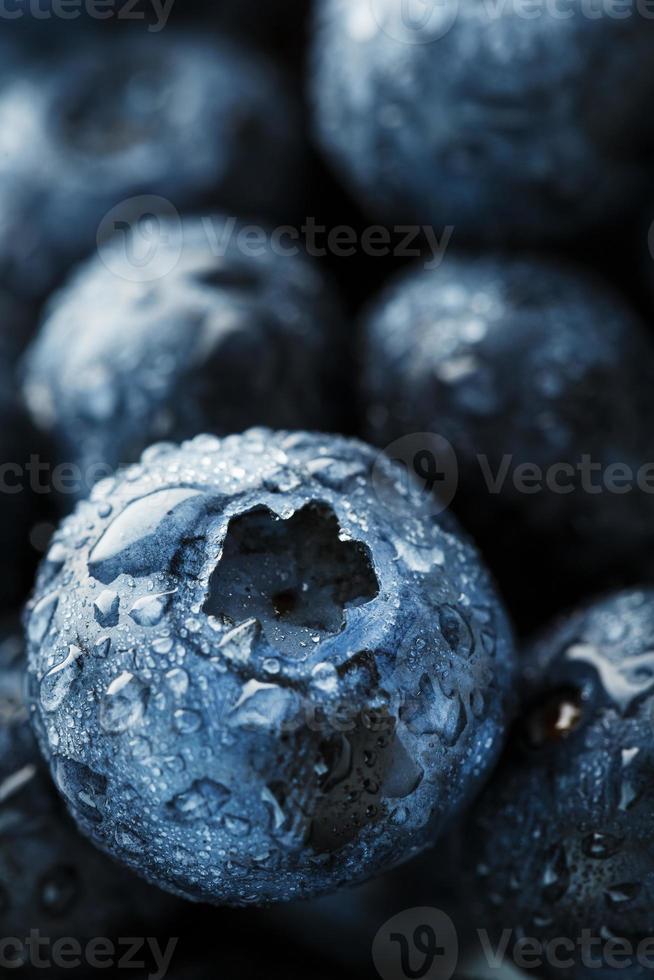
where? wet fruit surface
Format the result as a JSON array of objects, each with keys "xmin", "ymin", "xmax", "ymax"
[
  {"xmin": 0, "ymin": 619, "xmax": 178, "ymax": 944},
  {"xmin": 25, "ymin": 429, "xmax": 515, "ymax": 905},
  {"xmin": 461, "ymin": 589, "xmax": 654, "ymax": 979}
]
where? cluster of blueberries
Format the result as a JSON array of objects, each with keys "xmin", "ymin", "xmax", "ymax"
[{"xmin": 3, "ymin": 2, "xmax": 654, "ymax": 979}]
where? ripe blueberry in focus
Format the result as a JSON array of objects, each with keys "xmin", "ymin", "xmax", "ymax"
[
  {"xmin": 362, "ymin": 253, "xmax": 654, "ymax": 626},
  {"xmin": 0, "ymin": 621, "xmax": 178, "ymax": 942},
  {"xmin": 312, "ymin": 0, "xmax": 654, "ymax": 241},
  {"xmin": 23, "ymin": 217, "xmax": 346, "ymax": 501},
  {"xmin": 0, "ymin": 30, "xmax": 302, "ymax": 301},
  {"xmin": 25, "ymin": 430, "xmax": 515, "ymax": 905},
  {"xmin": 461, "ymin": 589, "xmax": 654, "ymax": 979}
]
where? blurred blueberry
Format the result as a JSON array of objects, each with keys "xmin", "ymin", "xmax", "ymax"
[
  {"xmin": 0, "ymin": 30, "xmax": 303, "ymax": 302},
  {"xmin": 23, "ymin": 217, "xmax": 348, "ymax": 502},
  {"xmin": 312, "ymin": 0, "xmax": 654, "ymax": 241},
  {"xmin": 362, "ymin": 252, "xmax": 654, "ymax": 628}
]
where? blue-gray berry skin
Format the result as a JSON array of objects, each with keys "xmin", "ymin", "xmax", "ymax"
[
  {"xmin": 0, "ymin": 620, "xmax": 178, "ymax": 941},
  {"xmin": 312, "ymin": 0, "xmax": 654, "ymax": 242},
  {"xmin": 23, "ymin": 218, "xmax": 347, "ymax": 503},
  {"xmin": 0, "ymin": 31, "xmax": 302, "ymax": 302},
  {"xmin": 25, "ymin": 429, "xmax": 515, "ymax": 906},
  {"xmin": 362, "ymin": 253, "xmax": 654, "ymax": 627},
  {"xmin": 461, "ymin": 590, "xmax": 654, "ymax": 980}
]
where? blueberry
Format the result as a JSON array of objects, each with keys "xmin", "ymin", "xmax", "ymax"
[
  {"xmin": 25, "ymin": 429, "xmax": 515, "ymax": 905},
  {"xmin": 23, "ymin": 217, "xmax": 347, "ymax": 502},
  {"xmin": 460, "ymin": 589, "xmax": 654, "ymax": 979},
  {"xmin": 0, "ymin": 30, "xmax": 302, "ymax": 301},
  {"xmin": 362, "ymin": 252, "xmax": 654, "ymax": 627},
  {"xmin": 0, "ymin": 619, "xmax": 178, "ymax": 944},
  {"xmin": 312, "ymin": 0, "xmax": 654, "ymax": 241}
]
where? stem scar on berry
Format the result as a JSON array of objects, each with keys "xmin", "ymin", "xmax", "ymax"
[
  {"xmin": 203, "ymin": 503, "xmax": 380, "ymax": 658},
  {"xmin": 523, "ymin": 686, "xmax": 585, "ymax": 749}
]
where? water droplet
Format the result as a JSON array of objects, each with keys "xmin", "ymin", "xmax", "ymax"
[
  {"xmin": 605, "ymin": 883, "xmax": 641, "ymax": 908},
  {"xmin": 115, "ymin": 827, "xmax": 146, "ymax": 853},
  {"xmin": 229, "ymin": 680, "xmax": 299, "ymax": 732},
  {"xmin": 261, "ymin": 785, "xmax": 287, "ymax": 832},
  {"xmin": 439, "ymin": 605, "xmax": 474, "ymax": 658},
  {"xmin": 94, "ymin": 636, "xmax": 111, "ymax": 658},
  {"xmin": 152, "ymin": 635, "xmax": 174, "ymax": 655},
  {"xmin": 55, "ymin": 758, "xmax": 106, "ymax": 823},
  {"xmin": 224, "ymin": 813, "xmax": 251, "ymax": 837},
  {"xmin": 89, "ymin": 487, "xmax": 205, "ymax": 582},
  {"xmin": 216, "ymin": 618, "xmax": 260, "ymax": 665},
  {"xmin": 168, "ymin": 779, "xmax": 231, "ymax": 821},
  {"xmin": 306, "ymin": 456, "xmax": 366, "ymax": 489},
  {"xmin": 400, "ymin": 673, "xmax": 466, "ymax": 744},
  {"xmin": 619, "ymin": 778, "xmax": 640, "ymax": 812},
  {"xmin": 40, "ymin": 645, "xmax": 83, "ymax": 712},
  {"xmin": 173, "ymin": 708, "xmax": 202, "ymax": 734},
  {"xmin": 45, "ymin": 541, "xmax": 67, "ymax": 571},
  {"xmin": 542, "ymin": 844, "xmax": 569, "ymax": 903},
  {"xmin": 99, "ymin": 672, "xmax": 148, "ymax": 733},
  {"xmin": 129, "ymin": 591, "xmax": 175, "ymax": 628},
  {"xmin": 28, "ymin": 593, "xmax": 59, "ymax": 645},
  {"xmin": 567, "ymin": 644, "xmax": 654, "ymax": 713},
  {"xmin": 582, "ymin": 833, "xmax": 623, "ymax": 860},
  {"xmin": 165, "ymin": 668, "xmax": 189, "ymax": 699},
  {"xmin": 93, "ymin": 589, "xmax": 120, "ymax": 628},
  {"xmin": 311, "ymin": 662, "xmax": 339, "ymax": 694}
]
